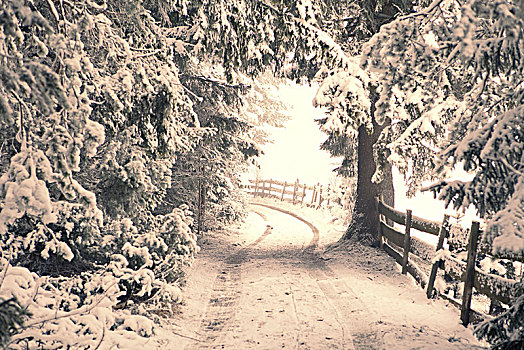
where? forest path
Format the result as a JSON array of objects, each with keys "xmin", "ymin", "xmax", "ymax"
[{"xmin": 169, "ymin": 202, "xmax": 485, "ymax": 350}]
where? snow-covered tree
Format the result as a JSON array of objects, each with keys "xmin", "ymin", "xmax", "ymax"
[
  {"xmin": 362, "ymin": 0, "xmax": 524, "ymax": 257},
  {"xmin": 474, "ymin": 293, "xmax": 524, "ymax": 350},
  {"xmin": 0, "ymin": 0, "xmax": 106, "ymax": 268},
  {"xmin": 0, "ymin": 0, "xmax": 204, "ymax": 346},
  {"xmin": 360, "ymin": 0, "xmax": 524, "ymax": 347},
  {"xmin": 73, "ymin": 0, "xmax": 197, "ymax": 221},
  {"xmin": 308, "ymin": 0, "xmax": 416, "ymax": 243}
]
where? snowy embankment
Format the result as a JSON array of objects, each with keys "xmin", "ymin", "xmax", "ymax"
[{"xmin": 1, "ymin": 208, "xmax": 197, "ymax": 349}]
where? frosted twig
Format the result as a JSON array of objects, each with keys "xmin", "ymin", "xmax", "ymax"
[
  {"xmin": 11, "ymin": 91, "xmax": 28, "ymax": 149},
  {"xmin": 399, "ymin": 0, "xmax": 445, "ymax": 20},
  {"xmin": 19, "ymin": 280, "xmax": 117, "ymax": 329},
  {"xmin": 180, "ymin": 74, "xmax": 250, "ymax": 90},
  {"xmin": 180, "ymin": 84, "xmax": 203, "ymax": 102},
  {"xmin": 26, "ymin": 277, "xmax": 41, "ymax": 313},
  {"xmin": 130, "ymin": 47, "xmax": 162, "ymax": 52},
  {"xmin": 498, "ymin": 157, "xmax": 524, "ymax": 177},
  {"xmin": 0, "ymin": 258, "xmax": 10, "ymax": 289},
  {"xmin": 476, "ymin": 71, "xmax": 489, "ymax": 100},
  {"xmin": 60, "ymin": 0, "xmax": 76, "ymax": 10},
  {"xmin": 45, "ymin": 0, "xmax": 61, "ymax": 32},
  {"xmin": 59, "ymin": 0, "xmax": 67, "ymax": 27},
  {"xmin": 132, "ymin": 49, "xmax": 162, "ymax": 59},
  {"xmin": 93, "ymin": 324, "xmax": 105, "ymax": 350},
  {"xmin": 253, "ymin": 0, "xmax": 282, "ymax": 16}
]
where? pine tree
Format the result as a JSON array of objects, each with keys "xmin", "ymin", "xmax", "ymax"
[
  {"xmin": 474, "ymin": 293, "xmax": 524, "ymax": 350},
  {"xmin": 0, "ymin": 0, "xmax": 105, "ymax": 268},
  {"xmin": 361, "ymin": 0, "xmax": 524, "ymax": 257},
  {"xmin": 360, "ymin": 1, "xmax": 524, "ymax": 346},
  {"xmin": 0, "ymin": 298, "xmax": 30, "ymax": 347}
]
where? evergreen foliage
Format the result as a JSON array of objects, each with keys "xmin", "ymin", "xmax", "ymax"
[
  {"xmin": 359, "ymin": 1, "xmax": 524, "ymax": 346},
  {"xmin": 0, "ymin": 297, "xmax": 30, "ymax": 347},
  {"xmin": 1, "ymin": 0, "xmax": 522, "ymax": 347},
  {"xmin": 474, "ymin": 293, "xmax": 524, "ymax": 350},
  {"xmin": 361, "ymin": 0, "xmax": 524, "ymax": 257}
]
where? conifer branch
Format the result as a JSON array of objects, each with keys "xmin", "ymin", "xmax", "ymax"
[
  {"xmin": 44, "ymin": 0, "xmax": 61, "ymax": 32},
  {"xmin": 180, "ymin": 74, "xmax": 250, "ymax": 90},
  {"xmin": 132, "ymin": 49, "xmax": 163, "ymax": 59},
  {"xmin": 93, "ymin": 324, "xmax": 105, "ymax": 350},
  {"xmin": 498, "ymin": 157, "xmax": 524, "ymax": 177},
  {"xmin": 14, "ymin": 283, "xmax": 116, "ymax": 331}
]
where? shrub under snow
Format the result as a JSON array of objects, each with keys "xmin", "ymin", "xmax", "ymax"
[{"xmin": 0, "ymin": 205, "xmax": 198, "ymax": 349}]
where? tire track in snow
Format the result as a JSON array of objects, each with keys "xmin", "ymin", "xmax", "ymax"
[
  {"xmin": 187, "ymin": 218, "xmax": 274, "ymax": 349},
  {"xmin": 304, "ymin": 254, "xmax": 384, "ymax": 349},
  {"xmin": 189, "ymin": 203, "xmax": 382, "ymax": 349},
  {"xmin": 188, "ymin": 254, "xmax": 244, "ymax": 349},
  {"xmin": 251, "ymin": 209, "xmax": 268, "ymax": 221},
  {"xmin": 249, "ymin": 201, "xmax": 319, "ymax": 249},
  {"xmin": 251, "ymin": 202, "xmax": 383, "ymax": 349}
]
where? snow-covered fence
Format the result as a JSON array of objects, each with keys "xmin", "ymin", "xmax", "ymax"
[
  {"xmin": 376, "ymin": 197, "xmax": 524, "ymax": 327},
  {"xmin": 246, "ymin": 178, "xmax": 330, "ymax": 207}
]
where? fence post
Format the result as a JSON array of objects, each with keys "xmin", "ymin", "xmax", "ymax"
[
  {"xmin": 318, "ymin": 185, "xmax": 324, "ymax": 208},
  {"xmin": 461, "ymin": 221, "xmax": 480, "ymax": 326},
  {"xmin": 301, "ymin": 183, "xmax": 306, "ymax": 204},
  {"xmin": 292, "ymin": 179, "xmax": 299, "ymax": 204},
  {"xmin": 311, "ymin": 185, "xmax": 316, "ymax": 206},
  {"xmin": 402, "ymin": 209, "xmax": 412, "ymax": 274},
  {"xmin": 375, "ymin": 197, "xmax": 384, "ymax": 249},
  {"xmin": 268, "ymin": 179, "xmax": 273, "ymax": 198},
  {"xmin": 426, "ymin": 214, "xmax": 450, "ymax": 298},
  {"xmin": 254, "ymin": 179, "xmax": 259, "ymax": 197},
  {"xmin": 280, "ymin": 181, "xmax": 286, "ymax": 201}
]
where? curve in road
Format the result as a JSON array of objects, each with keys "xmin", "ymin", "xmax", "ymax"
[{"xmin": 249, "ymin": 201, "xmax": 320, "ymax": 249}]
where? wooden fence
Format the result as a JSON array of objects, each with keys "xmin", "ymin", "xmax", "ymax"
[
  {"xmin": 376, "ymin": 197, "xmax": 524, "ymax": 326},
  {"xmin": 246, "ymin": 178, "xmax": 331, "ymax": 208}
]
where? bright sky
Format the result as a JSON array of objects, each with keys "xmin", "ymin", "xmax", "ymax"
[
  {"xmin": 244, "ymin": 82, "xmax": 479, "ymax": 230},
  {"xmin": 252, "ymin": 82, "xmax": 340, "ymax": 186},
  {"xmin": 393, "ymin": 166, "xmax": 479, "ymax": 229}
]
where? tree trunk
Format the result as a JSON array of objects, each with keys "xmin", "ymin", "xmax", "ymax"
[{"xmin": 341, "ymin": 114, "xmax": 394, "ymax": 245}]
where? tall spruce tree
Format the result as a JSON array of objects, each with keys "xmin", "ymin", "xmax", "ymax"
[
  {"xmin": 361, "ymin": 0, "xmax": 524, "ymax": 257},
  {"xmin": 360, "ymin": 1, "xmax": 524, "ymax": 347}
]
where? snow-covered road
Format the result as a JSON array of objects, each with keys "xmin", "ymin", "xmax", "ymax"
[{"xmin": 165, "ymin": 201, "xmax": 486, "ymax": 349}]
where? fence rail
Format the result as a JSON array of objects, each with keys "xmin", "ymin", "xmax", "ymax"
[
  {"xmin": 246, "ymin": 178, "xmax": 331, "ymax": 207},
  {"xmin": 376, "ymin": 197, "xmax": 524, "ymax": 326}
]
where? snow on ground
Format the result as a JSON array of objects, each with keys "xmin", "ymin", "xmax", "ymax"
[
  {"xmin": 248, "ymin": 196, "xmax": 347, "ymax": 246},
  {"xmin": 165, "ymin": 198, "xmax": 487, "ymax": 349}
]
